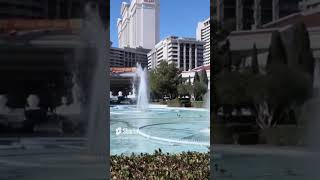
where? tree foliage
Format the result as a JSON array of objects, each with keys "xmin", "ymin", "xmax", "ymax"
[
  {"xmin": 200, "ymin": 69, "xmax": 209, "ymax": 86},
  {"xmin": 251, "ymin": 43, "xmax": 259, "ymax": 74},
  {"xmin": 194, "ymin": 71, "xmax": 200, "ymax": 83},
  {"xmin": 214, "ymin": 20, "xmax": 314, "ymax": 130},
  {"xmin": 216, "ymin": 65, "xmax": 313, "ymax": 128},
  {"xmin": 177, "ymin": 83, "xmax": 192, "ymax": 97},
  {"xmin": 293, "ymin": 22, "xmax": 315, "ymax": 77},
  {"xmin": 149, "ymin": 61, "xmax": 180, "ymax": 99},
  {"xmin": 193, "ymin": 81, "xmax": 207, "ymax": 101},
  {"xmin": 266, "ymin": 31, "xmax": 287, "ymax": 70},
  {"xmin": 191, "ymin": 71, "xmax": 208, "ymax": 101}
]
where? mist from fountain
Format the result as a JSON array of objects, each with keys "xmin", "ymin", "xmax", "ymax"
[
  {"xmin": 80, "ymin": 2, "xmax": 108, "ymax": 156},
  {"xmin": 298, "ymin": 59, "xmax": 320, "ymax": 178},
  {"xmin": 136, "ymin": 64, "xmax": 149, "ymax": 110},
  {"xmin": 201, "ymin": 92, "xmax": 210, "ymax": 135}
]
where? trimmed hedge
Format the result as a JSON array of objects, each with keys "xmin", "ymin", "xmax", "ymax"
[
  {"xmin": 167, "ymin": 99, "xmax": 205, "ymax": 108},
  {"xmin": 212, "ymin": 124, "xmax": 235, "ymax": 144},
  {"xmin": 167, "ymin": 98, "xmax": 192, "ymax": 107},
  {"xmin": 259, "ymin": 125, "xmax": 306, "ymax": 146},
  {"xmin": 191, "ymin": 101, "xmax": 205, "ymax": 108},
  {"xmin": 212, "ymin": 124, "xmax": 260, "ymax": 144},
  {"xmin": 111, "ymin": 149, "xmax": 210, "ymax": 179}
]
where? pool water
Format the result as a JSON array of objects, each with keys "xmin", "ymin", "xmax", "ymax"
[{"xmin": 110, "ymin": 105, "xmax": 210, "ymax": 155}]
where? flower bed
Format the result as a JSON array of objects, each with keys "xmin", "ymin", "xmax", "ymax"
[{"xmin": 111, "ymin": 149, "xmax": 209, "ymax": 179}]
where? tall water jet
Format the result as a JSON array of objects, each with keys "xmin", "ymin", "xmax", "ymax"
[
  {"xmin": 201, "ymin": 92, "xmax": 210, "ymax": 135},
  {"xmin": 79, "ymin": 2, "xmax": 108, "ymax": 156},
  {"xmin": 136, "ymin": 64, "xmax": 149, "ymax": 110}
]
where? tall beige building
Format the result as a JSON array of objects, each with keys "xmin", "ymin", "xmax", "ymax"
[
  {"xmin": 196, "ymin": 18, "xmax": 210, "ymax": 65},
  {"xmin": 147, "ymin": 36, "xmax": 205, "ymax": 71},
  {"xmin": 117, "ymin": 0, "xmax": 160, "ymax": 49}
]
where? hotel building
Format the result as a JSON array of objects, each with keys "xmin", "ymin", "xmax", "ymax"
[
  {"xmin": 110, "ymin": 46, "xmax": 149, "ymax": 68},
  {"xmin": 0, "ymin": 0, "xmax": 106, "ymax": 19},
  {"xmin": 197, "ymin": 18, "xmax": 210, "ymax": 65},
  {"xmin": 117, "ymin": 0, "xmax": 160, "ymax": 49},
  {"xmin": 214, "ymin": 0, "xmax": 301, "ymax": 30},
  {"xmin": 147, "ymin": 36, "xmax": 205, "ymax": 71}
]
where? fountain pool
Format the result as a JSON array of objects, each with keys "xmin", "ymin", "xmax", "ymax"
[{"xmin": 110, "ymin": 104, "xmax": 209, "ymax": 155}]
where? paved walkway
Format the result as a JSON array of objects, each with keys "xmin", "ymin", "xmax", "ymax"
[
  {"xmin": 212, "ymin": 145, "xmax": 320, "ymax": 180},
  {"xmin": 0, "ymin": 148, "xmax": 107, "ymax": 180}
]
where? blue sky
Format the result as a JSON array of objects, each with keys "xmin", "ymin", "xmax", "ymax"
[{"xmin": 110, "ymin": 0, "xmax": 210, "ymax": 47}]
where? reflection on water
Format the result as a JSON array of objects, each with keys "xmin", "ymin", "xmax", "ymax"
[{"xmin": 110, "ymin": 105, "xmax": 209, "ymax": 155}]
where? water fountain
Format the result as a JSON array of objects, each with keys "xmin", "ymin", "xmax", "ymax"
[
  {"xmin": 201, "ymin": 92, "xmax": 210, "ymax": 135},
  {"xmin": 80, "ymin": 2, "xmax": 108, "ymax": 156},
  {"xmin": 110, "ymin": 67, "xmax": 209, "ymax": 155},
  {"xmin": 299, "ymin": 59, "xmax": 320, "ymax": 178},
  {"xmin": 136, "ymin": 64, "xmax": 149, "ymax": 110}
]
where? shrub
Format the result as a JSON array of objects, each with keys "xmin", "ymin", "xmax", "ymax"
[
  {"xmin": 167, "ymin": 98, "xmax": 192, "ymax": 107},
  {"xmin": 111, "ymin": 150, "xmax": 210, "ymax": 179},
  {"xmin": 212, "ymin": 124, "xmax": 234, "ymax": 144},
  {"xmin": 167, "ymin": 98, "xmax": 181, "ymax": 107},
  {"xmin": 191, "ymin": 101, "xmax": 205, "ymax": 108},
  {"xmin": 259, "ymin": 125, "xmax": 306, "ymax": 146}
]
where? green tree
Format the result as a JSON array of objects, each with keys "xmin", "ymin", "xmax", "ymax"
[
  {"xmin": 293, "ymin": 22, "xmax": 315, "ymax": 78},
  {"xmin": 216, "ymin": 65, "xmax": 312, "ymax": 129},
  {"xmin": 192, "ymin": 71, "xmax": 207, "ymax": 100},
  {"xmin": 259, "ymin": 65, "xmax": 313, "ymax": 126},
  {"xmin": 222, "ymin": 40, "xmax": 232, "ymax": 72},
  {"xmin": 212, "ymin": 19, "xmax": 233, "ymax": 126},
  {"xmin": 251, "ymin": 43, "xmax": 259, "ymax": 74},
  {"xmin": 149, "ymin": 70, "xmax": 161, "ymax": 99},
  {"xmin": 213, "ymin": 18, "xmax": 234, "ymax": 74},
  {"xmin": 215, "ymin": 71, "xmax": 253, "ymax": 106},
  {"xmin": 149, "ymin": 61, "xmax": 180, "ymax": 99},
  {"xmin": 200, "ymin": 69, "xmax": 209, "ymax": 86},
  {"xmin": 177, "ymin": 83, "xmax": 192, "ymax": 97},
  {"xmin": 266, "ymin": 31, "xmax": 287, "ymax": 71},
  {"xmin": 193, "ymin": 81, "xmax": 207, "ymax": 101},
  {"xmin": 194, "ymin": 71, "xmax": 200, "ymax": 83}
]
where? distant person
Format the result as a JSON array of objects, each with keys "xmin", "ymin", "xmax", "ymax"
[{"xmin": 23, "ymin": 94, "xmax": 47, "ymax": 133}]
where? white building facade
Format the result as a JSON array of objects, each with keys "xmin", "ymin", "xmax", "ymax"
[
  {"xmin": 117, "ymin": 0, "xmax": 160, "ymax": 49},
  {"xmin": 181, "ymin": 65, "xmax": 210, "ymax": 90},
  {"xmin": 196, "ymin": 18, "xmax": 210, "ymax": 65},
  {"xmin": 147, "ymin": 36, "xmax": 205, "ymax": 71}
]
